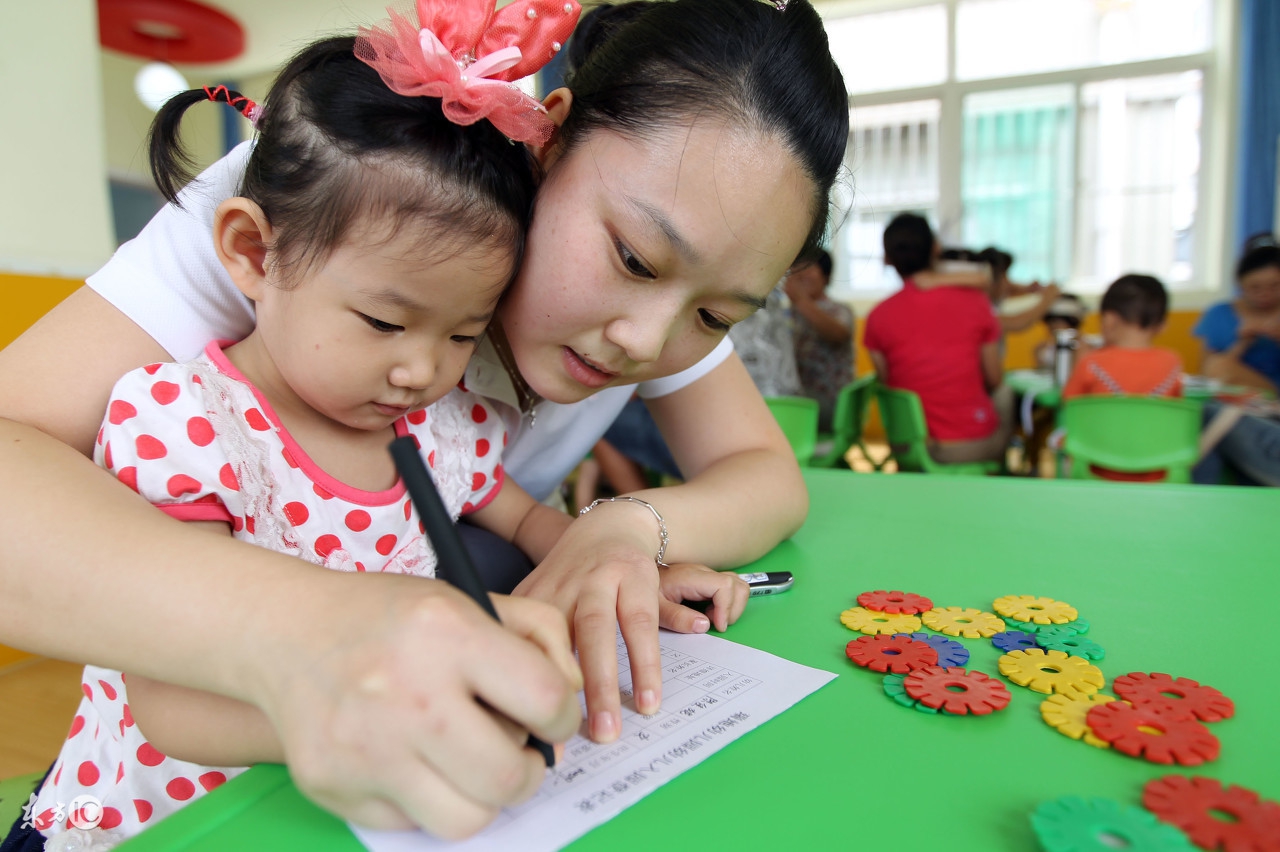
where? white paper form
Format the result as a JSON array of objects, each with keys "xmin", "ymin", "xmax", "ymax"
[{"xmin": 352, "ymin": 632, "xmax": 835, "ymax": 852}]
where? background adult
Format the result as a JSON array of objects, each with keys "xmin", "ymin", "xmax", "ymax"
[
  {"xmin": 0, "ymin": 0, "xmax": 848, "ymax": 837},
  {"xmin": 785, "ymin": 248, "xmax": 853, "ymax": 431},
  {"xmin": 1194, "ymin": 233, "xmax": 1280, "ymax": 395}
]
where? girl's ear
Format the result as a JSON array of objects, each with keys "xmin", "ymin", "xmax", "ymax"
[
  {"xmin": 213, "ymin": 198, "xmax": 274, "ymax": 301},
  {"xmin": 530, "ymin": 87, "xmax": 574, "ymax": 170}
]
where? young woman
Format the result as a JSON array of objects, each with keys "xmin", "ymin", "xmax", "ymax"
[{"xmin": 0, "ymin": 0, "xmax": 848, "ymax": 838}]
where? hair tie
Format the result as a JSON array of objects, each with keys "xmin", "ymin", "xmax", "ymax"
[
  {"xmin": 203, "ymin": 85, "xmax": 262, "ymax": 128},
  {"xmin": 355, "ymin": 0, "xmax": 580, "ymax": 144}
]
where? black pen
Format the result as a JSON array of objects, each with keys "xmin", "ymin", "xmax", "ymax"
[{"xmin": 389, "ymin": 436, "xmax": 556, "ymax": 768}]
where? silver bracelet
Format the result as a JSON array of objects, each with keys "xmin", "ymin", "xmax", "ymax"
[{"xmin": 578, "ymin": 496, "xmax": 670, "ymax": 566}]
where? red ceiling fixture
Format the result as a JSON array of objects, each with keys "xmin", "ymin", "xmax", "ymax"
[{"xmin": 98, "ymin": 0, "xmax": 245, "ymax": 64}]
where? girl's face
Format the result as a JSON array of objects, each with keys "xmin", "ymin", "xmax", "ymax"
[
  {"xmin": 1239, "ymin": 265, "xmax": 1280, "ymax": 313},
  {"xmin": 249, "ymin": 221, "xmax": 511, "ymax": 432},
  {"xmin": 499, "ymin": 118, "xmax": 815, "ymax": 404}
]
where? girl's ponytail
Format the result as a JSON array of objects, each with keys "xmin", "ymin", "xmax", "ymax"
[{"xmin": 148, "ymin": 87, "xmax": 260, "ymax": 205}]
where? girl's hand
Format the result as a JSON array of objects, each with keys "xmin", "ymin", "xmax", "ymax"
[
  {"xmin": 254, "ymin": 573, "xmax": 581, "ymax": 840},
  {"xmin": 513, "ymin": 502, "xmax": 668, "ymax": 745},
  {"xmin": 657, "ymin": 563, "xmax": 750, "ymax": 634}
]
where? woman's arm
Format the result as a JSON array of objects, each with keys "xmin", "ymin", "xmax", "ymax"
[
  {"xmin": 1200, "ymin": 342, "xmax": 1279, "ymax": 394},
  {"xmin": 998, "ymin": 285, "xmax": 1062, "ymax": 334},
  {"xmin": 515, "ymin": 354, "xmax": 805, "ymax": 743},
  {"xmin": 0, "ymin": 290, "xmax": 581, "ymax": 837}
]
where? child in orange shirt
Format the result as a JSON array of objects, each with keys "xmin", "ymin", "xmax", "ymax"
[
  {"xmin": 1063, "ymin": 274, "xmax": 1183, "ymax": 399},
  {"xmin": 1062, "ymin": 274, "xmax": 1184, "ymax": 481}
]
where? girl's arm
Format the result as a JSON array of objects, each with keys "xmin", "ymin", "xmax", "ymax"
[
  {"xmin": 125, "ymin": 521, "xmax": 287, "ymax": 767},
  {"xmin": 514, "ymin": 354, "xmax": 804, "ymax": 743},
  {"xmin": 0, "ymin": 289, "xmax": 581, "ymax": 837}
]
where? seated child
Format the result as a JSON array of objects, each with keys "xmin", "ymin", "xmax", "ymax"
[
  {"xmin": 1062, "ymin": 274, "xmax": 1184, "ymax": 481},
  {"xmin": 864, "ymin": 213, "xmax": 1012, "ymax": 466},
  {"xmin": 1034, "ymin": 294, "xmax": 1098, "ymax": 369}
]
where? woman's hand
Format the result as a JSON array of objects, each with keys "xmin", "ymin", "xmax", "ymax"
[
  {"xmin": 657, "ymin": 563, "xmax": 750, "ymax": 634},
  {"xmin": 513, "ymin": 501, "xmax": 668, "ymax": 744},
  {"xmin": 253, "ymin": 574, "xmax": 582, "ymax": 840}
]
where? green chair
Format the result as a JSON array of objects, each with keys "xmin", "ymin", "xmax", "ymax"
[
  {"xmin": 0, "ymin": 770, "xmax": 44, "ymax": 834},
  {"xmin": 874, "ymin": 386, "xmax": 1000, "ymax": 476},
  {"xmin": 764, "ymin": 395, "xmax": 820, "ymax": 467},
  {"xmin": 1059, "ymin": 396, "xmax": 1203, "ymax": 483},
  {"xmin": 812, "ymin": 374, "xmax": 882, "ymax": 469}
]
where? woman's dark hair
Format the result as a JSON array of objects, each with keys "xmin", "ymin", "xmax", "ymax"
[
  {"xmin": 1237, "ymin": 234, "xmax": 1280, "ymax": 281},
  {"xmin": 1101, "ymin": 274, "xmax": 1168, "ymax": 329},
  {"xmin": 883, "ymin": 213, "xmax": 934, "ymax": 279},
  {"xmin": 561, "ymin": 0, "xmax": 849, "ymax": 256},
  {"xmin": 149, "ymin": 37, "xmax": 539, "ymax": 284}
]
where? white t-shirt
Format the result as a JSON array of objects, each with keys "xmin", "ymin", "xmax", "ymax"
[{"xmin": 87, "ymin": 143, "xmax": 733, "ymax": 501}]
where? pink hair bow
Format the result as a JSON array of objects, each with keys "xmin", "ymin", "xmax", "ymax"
[{"xmin": 356, "ymin": 0, "xmax": 580, "ymax": 144}]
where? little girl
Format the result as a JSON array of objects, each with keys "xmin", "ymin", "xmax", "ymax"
[{"xmin": 19, "ymin": 4, "xmax": 744, "ymax": 848}]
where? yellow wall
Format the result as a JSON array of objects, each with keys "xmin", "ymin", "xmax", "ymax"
[{"xmin": 0, "ymin": 274, "xmax": 82, "ymax": 350}]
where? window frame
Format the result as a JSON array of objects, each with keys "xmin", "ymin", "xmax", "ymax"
[{"xmin": 818, "ymin": 0, "xmax": 1239, "ymax": 308}]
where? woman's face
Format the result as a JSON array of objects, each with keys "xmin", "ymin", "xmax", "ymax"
[
  {"xmin": 499, "ymin": 117, "xmax": 815, "ymax": 404},
  {"xmin": 1239, "ymin": 264, "xmax": 1280, "ymax": 313}
]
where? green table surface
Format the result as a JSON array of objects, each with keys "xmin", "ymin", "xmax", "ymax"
[{"xmin": 121, "ymin": 470, "xmax": 1280, "ymax": 851}]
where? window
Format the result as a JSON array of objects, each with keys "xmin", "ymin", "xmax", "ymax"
[{"xmin": 821, "ymin": 0, "xmax": 1226, "ymax": 299}]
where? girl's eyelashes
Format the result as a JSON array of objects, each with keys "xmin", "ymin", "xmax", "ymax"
[
  {"xmin": 613, "ymin": 237, "xmax": 655, "ymax": 279},
  {"xmin": 359, "ymin": 313, "xmax": 402, "ymax": 333},
  {"xmin": 698, "ymin": 309, "xmax": 732, "ymax": 333},
  {"xmin": 450, "ymin": 334, "xmax": 481, "ymax": 345}
]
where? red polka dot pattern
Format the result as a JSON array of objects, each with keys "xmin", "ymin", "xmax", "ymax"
[
  {"xmin": 476, "ymin": 438, "xmax": 490, "ymax": 457},
  {"xmin": 167, "ymin": 777, "xmax": 196, "ymax": 801},
  {"xmin": 167, "ymin": 474, "xmax": 203, "ymax": 497},
  {"xmin": 346, "ymin": 510, "xmax": 371, "ymax": 532},
  {"xmin": 471, "ymin": 404, "xmax": 488, "ymax": 423},
  {"xmin": 137, "ymin": 743, "xmax": 165, "ymax": 767},
  {"xmin": 151, "ymin": 381, "xmax": 180, "ymax": 405},
  {"xmin": 109, "ymin": 399, "xmax": 137, "ymax": 424},
  {"xmin": 135, "ymin": 435, "xmax": 167, "ymax": 460},
  {"xmin": 134, "ymin": 800, "xmax": 153, "ymax": 823},
  {"xmin": 407, "ymin": 408, "xmax": 427, "ymax": 425},
  {"xmin": 219, "ymin": 464, "xmax": 239, "ymax": 490},
  {"xmin": 187, "ymin": 416, "xmax": 215, "ymax": 446},
  {"xmin": 315, "ymin": 534, "xmax": 342, "ymax": 559},
  {"xmin": 244, "ymin": 409, "xmax": 270, "ymax": 431},
  {"xmin": 199, "ymin": 771, "xmax": 227, "ymax": 791},
  {"xmin": 98, "ymin": 807, "xmax": 123, "ymax": 830},
  {"xmin": 78, "ymin": 760, "xmax": 100, "ymax": 786},
  {"xmin": 284, "ymin": 502, "xmax": 309, "ymax": 526}
]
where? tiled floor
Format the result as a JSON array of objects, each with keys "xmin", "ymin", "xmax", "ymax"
[{"xmin": 0, "ymin": 657, "xmax": 83, "ymax": 779}]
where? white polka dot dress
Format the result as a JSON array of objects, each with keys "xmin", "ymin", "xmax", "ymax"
[{"xmin": 33, "ymin": 341, "xmax": 507, "ymax": 844}]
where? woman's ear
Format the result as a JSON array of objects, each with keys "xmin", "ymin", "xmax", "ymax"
[
  {"xmin": 213, "ymin": 198, "xmax": 274, "ymax": 302},
  {"xmin": 529, "ymin": 87, "xmax": 574, "ymax": 170}
]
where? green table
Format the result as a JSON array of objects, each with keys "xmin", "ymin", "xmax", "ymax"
[{"xmin": 122, "ymin": 471, "xmax": 1280, "ymax": 851}]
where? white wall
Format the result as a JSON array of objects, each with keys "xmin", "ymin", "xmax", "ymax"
[{"xmin": 0, "ymin": 0, "xmax": 114, "ymax": 278}]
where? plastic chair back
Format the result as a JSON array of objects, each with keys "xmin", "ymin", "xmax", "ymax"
[
  {"xmin": 1060, "ymin": 395, "xmax": 1203, "ymax": 483},
  {"xmin": 764, "ymin": 395, "xmax": 820, "ymax": 466},
  {"xmin": 813, "ymin": 374, "xmax": 878, "ymax": 469},
  {"xmin": 874, "ymin": 385, "xmax": 999, "ymax": 476}
]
